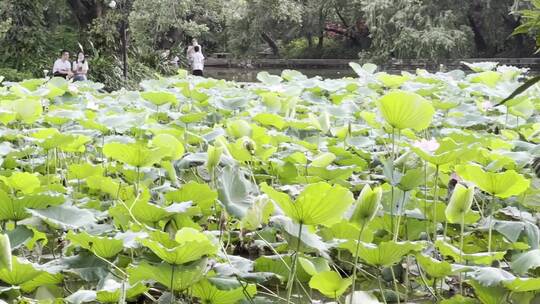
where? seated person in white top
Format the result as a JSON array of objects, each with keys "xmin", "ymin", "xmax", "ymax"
[
  {"xmin": 72, "ymin": 52, "xmax": 89, "ymax": 81},
  {"xmin": 191, "ymin": 45, "xmax": 205, "ymax": 76},
  {"xmin": 53, "ymin": 50, "xmax": 73, "ymax": 79}
]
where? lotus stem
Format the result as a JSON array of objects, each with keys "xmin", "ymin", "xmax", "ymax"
[
  {"xmin": 460, "ymin": 212, "xmax": 465, "ymax": 295},
  {"xmin": 170, "ymin": 264, "xmax": 176, "ymax": 304},
  {"xmin": 487, "ymin": 193, "xmax": 495, "ymax": 254},
  {"xmin": 135, "ymin": 166, "xmax": 141, "ymax": 194},
  {"xmin": 423, "ymin": 160, "xmax": 430, "ymax": 242},
  {"xmin": 390, "ymin": 266, "xmax": 400, "ymax": 304},
  {"xmin": 377, "ymin": 269, "xmax": 388, "ymax": 304},
  {"xmin": 286, "ymin": 222, "xmax": 303, "ymax": 304},
  {"xmin": 350, "ymin": 222, "xmax": 367, "ymax": 304},
  {"xmin": 393, "ymin": 191, "xmax": 407, "ymax": 242},
  {"xmin": 432, "ymin": 165, "xmax": 440, "ymax": 242}
]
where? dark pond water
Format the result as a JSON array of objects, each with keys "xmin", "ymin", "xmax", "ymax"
[{"xmin": 204, "ymin": 67, "xmax": 357, "ymax": 82}]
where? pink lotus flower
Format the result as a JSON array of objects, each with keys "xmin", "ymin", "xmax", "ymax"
[
  {"xmin": 413, "ymin": 138, "xmax": 440, "ymax": 153},
  {"xmin": 482, "ymin": 101, "xmax": 493, "ymax": 111}
]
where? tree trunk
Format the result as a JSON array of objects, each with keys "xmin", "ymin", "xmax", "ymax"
[
  {"xmin": 307, "ymin": 34, "xmax": 313, "ymax": 48},
  {"xmin": 317, "ymin": 33, "xmax": 324, "ymax": 49},
  {"xmin": 261, "ymin": 32, "xmax": 279, "ymax": 56},
  {"xmin": 66, "ymin": 0, "xmax": 104, "ymax": 29}
]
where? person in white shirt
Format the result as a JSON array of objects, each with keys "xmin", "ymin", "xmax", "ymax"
[
  {"xmin": 53, "ymin": 50, "xmax": 73, "ymax": 79},
  {"xmin": 186, "ymin": 39, "xmax": 203, "ymax": 67},
  {"xmin": 191, "ymin": 45, "xmax": 205, "ymax": 76},
  {"xmin": 72, "ymin": 52, "xmax": 89, "ymax": 81}
]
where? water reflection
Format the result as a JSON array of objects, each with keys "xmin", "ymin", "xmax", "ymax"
[{"xmin": 204, "ymin": 67, "xmax": 357, "ymax": 82}]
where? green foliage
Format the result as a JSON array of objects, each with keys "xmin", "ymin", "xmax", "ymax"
[{"xmin": 0, "ymin": 61, "xmax": 538, "ymax": 303}]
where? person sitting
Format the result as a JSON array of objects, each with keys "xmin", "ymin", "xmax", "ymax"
[
  {"xmin": 53, "ymin": 50, "xmax": 73, "ymax": 79},
  {"xmin": 72, "ymin": 52, "xmax": 89, "ymax": 81},
  {"xmin": 191, "ymin": 45, "xmax": 205, "ymax": 76}
]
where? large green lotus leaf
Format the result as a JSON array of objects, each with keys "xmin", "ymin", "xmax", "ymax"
[
  {"xmin": 376, "ymin": 73, "xmax": 408, "ymax": 88},
  {"xmin": 340, "ymin": 241, "xmax": 425, "ymax": 266},
  {"xmin": 68, "ymin": 163, "xmax": 104, "ymax": 180},
  {"xmin": 397, "ymin": 168, "xmax": 425, "ymax": 192},
  {"xmin": 151, "ymin": 134, "xmax": 185, "ymax": 160},
  {"xmin": 308, "ymin": 271, "xmax": 352, "ymax": 298},
  {"xmin": 261, "ymin": 182, "xmax": 354, "ymax": 226},
  {"xmin": 140, "ymin": 91, "xmax": 178, "ymax": 106},
  {"xmin": 435, "ymin": 240, "xmax": 505, "ymax": 265},
  {"xmin": 217, "ymin": 165, "xmax": 258, "ymax": 219},
  {"xmin": 377, "ymin": 90, "xmax": 435, "ymax": 131},
  {"xmin": 456, "ymin": 164, "xmax": 530, "ymax": 198},
  {"xmin": 253, "ymin": 113, "xmax": 287, "ymax": 130},
  {"xmin": 410, "ymin": 138, "xmax": 463, "ymax": 165},
  {"xmin": 19, "ymin": 78, "xmax": 47, "ymax": 91},
  {"xmin": 445, "ymin": 184, "xmax": 475, "ymax": 224},
  {"xmin": 0, "ymin": 110, "xmax": 16, "ymax": 125},
  {"xmin": 503, "ymin": 277, "xmax": 540, "ymax": 292},
  {"xmin": 509, "ymin": 98, "xmax": 535, "ymax": 119},
  {"xmin": 254, "ymin": 254, "xmax": 310, "ymax": 283},
  {"xmin": 96, "ymin": 280, "xmax": 148, "ymax": 303},
  {"xmin": 191, "ymin": 278, "xmax": 256, "ymax": 304},
  {"xmin": 86, "ymin": 176, "xmax": 135, "ymax": 200},
  {"xmin": 0, "ymin": 189, "xmax": 27, "ymax": 221},
  {"xmin": 462, "ymin": 61, "xmax": 498, "ymax": 72},
  {"xmin": 27, "ymin": 204, "xmax": 97, "ymax": 229},
  {"xmin": 64, "ymin": 290, "xmax": 97, "ymax": 304},
  {"xmin": 416, "ymin": 254, "xmax": 453, "ymax": 278},
  {"xmin": 511, "ymin": 249, "xmax": 540, "ymax": 275},
  {"xmin": 103, "ymin": 142, "xmax": 164, "ymax": 167},
  {"xmin": 0, "ymin": 172, "xmax": 40, "ymax": 194},
  {"xmin": 304, "ymin": 166, "xmax": 355, "ymax": 182},
  {"xmin": 470, "ymin": 71, "xmax": 502, "ymax": 87},
  {"xmin": 468, "ymin": 267, "xmax": 540, "ymax": 293},
  {"xmin": 257, "ymin": 72, "xmax": 282, "ymax": 86},
  {"xmin": 59, "ymin": 135, "xmax": 91, "ymax": 153},
  {"xmin": 140, "ymin": 228, "xmax": 217, "ymax": 265},
  {"xmin": 440, "ymin": 295, "xmax": 478, "ymax": 304},
  {"xmin": 127, "ymin": 259, "xmax": 205, "ymax": 291},
  {"xmin": 241, "ymin": 197, "xmax": 274, "ymax": 230},
  {"xmin": 310, "ymin": 152, "xmax": 336, "ymax": 168},
  {"xmin": 20, "ymin": 271, "xmax": 63, "ymax": 293},
  {"xmin": 271, "ymin": 215, "xmax": 329, "ymax": 256},
  {"xmin": 298, "ymin": 256, "xmax": 330, "ymax": 276},
  {"xmin": 350, "ymin": 184, "xmax": 382, "ymax": 227},
  {"xmin": 0, "ymin": 234, "xmax": 12, "ymax": 271},
  {"xmin": 165, "ymin": 182, "xmax": 218, "ymax": 214},
  {"xmin": 3, "ymin": 98, "xmax": 43, "ymax": 123},
  {"xmin": 226, "ymin": 120, "xmax": 252, "ymax": 138},
  {"xmin": 6, "ymin": 226, "xmax": 32, "ymax": 251},
  {"xmin": 469, "ymin": 280, "xmax": 507, "ymax": 304},
  {"xmin": 0, "ymin": 257, "xmax": 59, "ymax": 286},
  {"xmin": 67, "ymin": 231, "xmax": 124, "ymax": 259},
  {"xmin": 344, "ymin": 291, "xmax": 382, "ymax": 304},
  {"xmin": 16, "ymin": 193, "xmax": 65, "ymax": 210},
  {"xmin": 128, "ymin": 194, "xmax": 191, "ymax": 224}
]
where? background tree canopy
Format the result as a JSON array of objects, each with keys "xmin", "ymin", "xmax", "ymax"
[{"xmin": 0, "ymin": 0, "xmax": 537, "ymax": 88}]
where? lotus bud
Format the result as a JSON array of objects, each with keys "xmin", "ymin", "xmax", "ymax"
[
  {"xmin": 351, "ymin": 184, "xmax": 382, "ymax": 226},
  {"xmin": 0, "ymin": 233, "xmax": 12, "ymax": 271},
  {"xmin": 206, "ymin": 145, "xmax": 223, "ymax": 173},
  {"xmin": 227, "ymin": 120, "xmax": 252, "ymax": 139},
  {"xmin": 319, "ymin": 111, "xmax": 331, "ymax": 134},
  {"xmin": 241, "ymin": 137, "xmax": 257, "ymax": 154},
  {"xmin": 445, "ymin": 184, "xmax": 475, "ymax": 224}
]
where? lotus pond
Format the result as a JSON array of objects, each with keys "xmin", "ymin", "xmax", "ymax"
[{"xmin": 0, "ymin": 62, "xmax": 539, "ymax": 304}]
